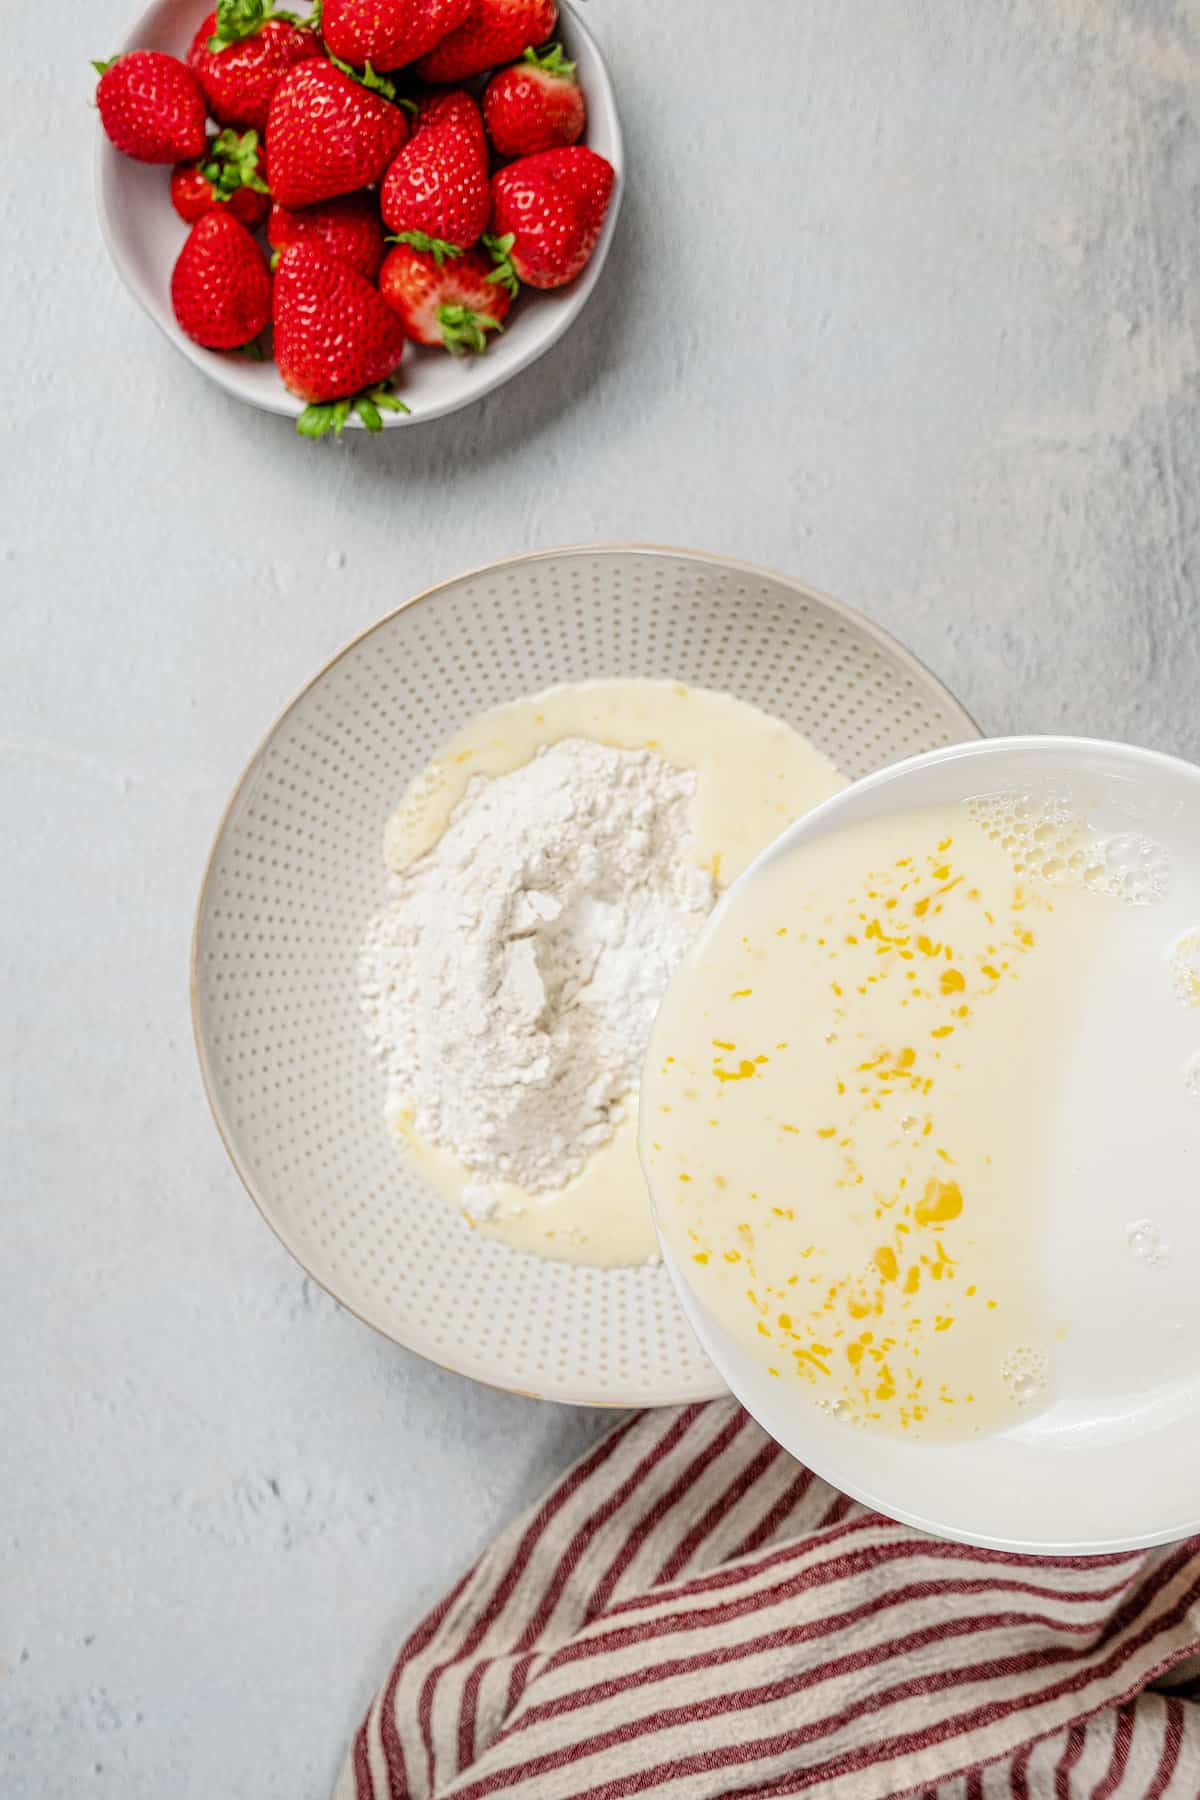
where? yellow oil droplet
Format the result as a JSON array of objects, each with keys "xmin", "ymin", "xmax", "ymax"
[
  {"xmin": 714, "ymin": 1059, "xmax": 760, "ymax": 1082},
  {"xmin": 875, "ymin": 1245, "xmax": 899, "ymax": 1282},
  {"xmin": 915, "ymin": 1178, "xmax": 963, "ymax": 1227}
]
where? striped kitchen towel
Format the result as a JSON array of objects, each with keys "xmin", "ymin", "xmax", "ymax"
[{"xmin": 336, "ymin": 1400, "xmax": 1200, "ymax": 1799}]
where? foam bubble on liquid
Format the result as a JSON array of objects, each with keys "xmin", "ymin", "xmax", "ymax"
[
  {"xmin": 1168, "ymin": 929, "xmax": 1200, "ymax": 1008},
  {"xmin": 1000, "ymin": 1346, "xmax": 1049, "ymax": 1407},
  {"xmin": 967, "ymin": 791, "xmax": 1169, "ymax": 906},
  {"xmin": 1126, "ymin": 1217, "xmax": 1170, "ymax": 1267},
  {"xmin": 1103, "ymin": 834, "xmax": 1171, "ymax": 905},
  {"xmin": 1185, "ymin": 1052, "xmax": 1200, "ymax": 1100}
]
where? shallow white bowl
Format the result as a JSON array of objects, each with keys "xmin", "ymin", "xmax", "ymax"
[
  {"xmin": 95, "ymin": 0, "xmax": 623, "ymax": 429},
  {"xmin": 649, "ymin": 735, "xmax": 1200, "ymax": 1549},
  {"xmin": 191, "ymin": 545, "xmax": 977, "ymax": 1405}
]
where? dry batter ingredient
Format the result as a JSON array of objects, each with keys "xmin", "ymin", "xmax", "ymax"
[{"xmin": 359, "ymin": 738, "xmax": 715, "ymax": 1210}]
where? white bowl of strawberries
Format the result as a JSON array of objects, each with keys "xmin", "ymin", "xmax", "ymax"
[{"xmin": 94, "ymin": 0, "xmax": 622, "ymax": 435}]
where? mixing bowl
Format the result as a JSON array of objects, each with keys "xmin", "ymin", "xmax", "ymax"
[
  {"xmin": 647, "ymin": 736, "xmax": 1200, "ymax": 1547},
  {"xmin": 192, "ymin": 545, "xmax": 977, "ymax": 1404}
]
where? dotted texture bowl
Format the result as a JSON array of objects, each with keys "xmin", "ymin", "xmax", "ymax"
[
  {"xmin": 192, "ymin": 546, "xmax": 979, "ymax": 1404},
  {"xmin": 95, "ymin": 0, "xmax": 622, "ymax": 429}
]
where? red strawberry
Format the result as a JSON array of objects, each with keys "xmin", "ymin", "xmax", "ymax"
[
  {"xmin": 268, "ymin": 193, "xmax": 386, "ymax": 280},
  {"xmin": 415, "ymin": 86, "xmax": 481, "ymax": 132},
  {"xmin": 322, "ymin": 0, "xmax": 472, "ymax": 73},
  {"xmin": 268, "ymin": 59, "xmax": 411, "ymax": 207},
  {"xmin": 488, "ymin": 144, "xmax": 613, "ymax": 289},
  {"xmin": 273, "ymin": 243, "xmax": 410, "ymax": 434},
  {"xmin": 93, "ymin": 51, "xmax": 207, "ymax": 164},
  {"xmin": 171, "ymin": 129, "xmax": 271, "ymax": 227},
  {"xmin": 171, "ymin": 211, "xmax": 272, "ymax": 350},
  {"xmin": 380, "ymin": 90, "xmax": 489, "ymax": 255},
  {"xmin": 415, "ymin": 0, "xmax": 557, "ymax": 83},
  {"xmin": 188, "ymin": 2, "xmax": 321, "ymax": 132},
  {"xmin": 483, "ymin": 43, "xmax": 584, "ymax": 156},
  {"xmin": 379, "ymin": 239, "xmax": 512, "ymax": 351}
]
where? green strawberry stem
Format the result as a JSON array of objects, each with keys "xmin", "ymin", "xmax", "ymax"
[
  {"xmin": 238, "ymin": 334, "xmax": 268, "ymax": 361},
  {"xmin": 201, "ymin": 128, "xmax": 270, "ymax": 199},
  {"xmin": 325, "ymin": 52, "xmax": 416, "ymax": 109},
  {"xmin": 482, "ymin": 233, "xmax": 520, "ymax": 299},
  {"xmin": 91, "ymin": 56, "xmax": 119, "ymax": 75},
  {"xmin": 297, "ymin": 382, "xmax": 410, "ymax": 439},
  {"xmin": 438, "ymin": 305, "xmax": 503, "ymax": 356},
  {"xmin": 522, "ymin": 42, "xmax": 576, "ymax": 79},
  {"xmin": 386, "ymin": 230, "xmax": 464, "ymax": 267},
  {"xmin": 207, "ymin": 0, "xmax": 307, "ymax": 52}
]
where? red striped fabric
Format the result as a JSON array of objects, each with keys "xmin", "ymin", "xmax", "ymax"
[{"xmin": 335, "ymin": 1401, "xmax": 1200, "ymax": 1800}]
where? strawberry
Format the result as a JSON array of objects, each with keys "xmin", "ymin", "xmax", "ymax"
[
  {"xmin": 322, "ymin": 0, "xmax": 472, "ymax": 73},
  {"xmin": 188, "ymin": 0, "xmax": 321, "ymax": 132},
  {"xmin": 379, "ymin": 238, "xmax": 512, "ymax": 351},
  {"xmin": 93, "ymin": 51, "xmax": 207, "ymax": 164},
  {"xmin": 171, "ymin": 128, "xmax": 271, "ymax": 227},
  {"xmin": 171, "ymin": 211, "xmax": 272, "ymax": 350},
  {"xmin": 483, "ymin": 44, "xmax": 584, "ymax": 157},
  {"xmin": 414, "ymin": 0, "xmax": 557, "ymax": 84},
  {"xmin": 273, "ymin": 243, "xmax": 410, "ymax": 434},
  {"xmin": 267, "ymin": 59, "xmax": 411, "ymax": 207},
  {"xmin": 380, "ymin": 90, "xmax": 489, "ymax": 255},
  {"xmin": 268, "ymin": 193, "xmax": 386, "ymax": 280},
  {"xmin": 415, "ymin": 86, "xmax": 480, "ymax": 131},
  {"xmin": 487, "ymin": 144, "xmax": 613, "ymax": 289}
]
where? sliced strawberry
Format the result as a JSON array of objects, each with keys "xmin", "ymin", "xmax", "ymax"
[
  {"xmin": 380, "ymin": 239, "xmax": 512, "ymax": 351},
  {"xmin": 171, "ymin": 210, "xmax": 272, "ymax": 350}
]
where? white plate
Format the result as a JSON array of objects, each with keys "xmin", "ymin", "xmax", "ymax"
[
  {"xmin": 191, "ymin": 545, "xmax": 977, "ymax": 1405},
  {"xmin": 649, "ymin": 736, "xmax": 1200, "ymax": 1548},
  {"xmin": 95, "ymin": 0, "xmax": 622, "ymax": 428}
]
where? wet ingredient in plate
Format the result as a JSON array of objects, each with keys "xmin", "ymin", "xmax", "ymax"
[{"xmin": 641, "ymin": 792, "xmax": 1174, "ymax": 1441}]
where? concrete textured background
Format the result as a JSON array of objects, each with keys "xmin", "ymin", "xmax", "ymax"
[{"xmin": 3, "ymin": 0, "xmax": 1199, "ymax": 1793}]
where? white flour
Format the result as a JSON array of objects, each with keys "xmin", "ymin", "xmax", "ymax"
[{"xmin": 358, "ymin": 738, "xmax": 715, "ymax": 1213}]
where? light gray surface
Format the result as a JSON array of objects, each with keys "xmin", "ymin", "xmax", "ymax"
[{"xmin": 3, "ymin": 0, "xmax": 1199, "ymax": 1794}]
